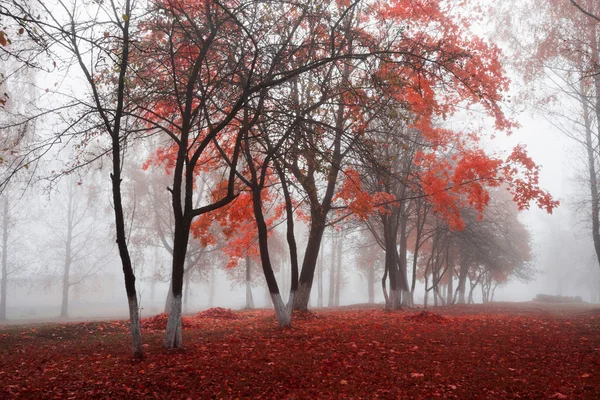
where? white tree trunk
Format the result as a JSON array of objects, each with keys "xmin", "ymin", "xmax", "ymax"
[
  {"xmin": 128, "ymin": 296, "xmax": 143, "ymax": 358},
  {"xmin": 164, "ymin": 281, "xmax": 173, "ymax": 313},
  {"xmin": 272, "ymin": 293, "xmax": 291, "ymax": 327},
  {"xmin": 164, "ymin": 294, "xmax": 183, "ymax": 349},
  {"xmin": 246, "ymin": 281, "xmax": 255, "ymax": 309},
  {"xmin": 294, "ymin": 282, "xmax": 311, "ymax": 311}
]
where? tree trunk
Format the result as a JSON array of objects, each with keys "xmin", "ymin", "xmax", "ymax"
[
  {"xmin": 446, "ymin": 266, "xmax": 453, "ymax": 306},
  {"xmin": 468, "ymin": 279, "xmax": 477, "ymax": 304},
  {"xmin": 580, "ymin": 76, "xmax": 600, "ymax": 270},
  {"xmin": 384, "ymin": 215, "xmax": 402, "ymax": 310},
  {"xmin": 334, "ymin": 235, "xmax": 342, "ymax": 307},
  {"xmin": 60, "ymin": 189, "xmax": 74, "ymax": 318},
  {"xmin": 264, "ymin": 283, "xmax": 272, "ymax": 308},
  {"xmin": 112, "ymin": 163, "xmax": 142, "ymax": 358},
  {"xmin": 183, "ymin": 272, "xmax": 190, "ymax": 314},
  {"xmin": 397, "ymin": 212, "xmax": 410, "ymax": 306},
  {"xmin": 60, "ymin": 270, "xmax": 70, "ymax": 318},
  {"xmin": 293, "ymin": 212, "xmax": 327, "ymax": 311},
  {"xmin": 317, "ymin": 241, "xmax": 324, "ymax": 307},
  {"xmin": 410, "ymin": 201, "xmax": 425, "ymax": 308},
  {"xmin": 0, "ymin": 197, "xmax": 8, "ymax": 321},
  {"xmin": 382, "ymin": 260, "xmax": 390, "ymax": 308},
  {"xmin": 164, "ymin": 294, "xmax": 183, "ymax": 348},
  {"xmin": 164, "ymin": 280, "xmax": 173, "ymax": 313},
  {"xmin": 164, "ymin": 217, "xmax": 191, "ymax": 349},
  {"xmin": 245, "ymin": 254, "xmax": 254, "ymax": 309},
  {"xmin": 251, "ymin": 187, "xmax": 291, "ymax": 326},
  {"xmin": 435, "ymin": 286, "xmax": 446, "ymax": 306},
  {"xmin": 108, "ymin": 2, "xmax": 142, "ymax": 358},
  {"xmin": 457, "ymin": 262, "xmax": 468, "ymax": 305},
  {"xmin": 491, "ymin": 282, "xmax": 498, "ymax": 303},
  {"xmin": 328, "ymin": 233, "xmax": 336, "ymax": 307},
  {"xmin": 367, "ymin": 264, "xmax": 375, "ymax": 304},
  {"xmin": 208, "ymin": 264, "xmax": 215, "ymax": 308}
]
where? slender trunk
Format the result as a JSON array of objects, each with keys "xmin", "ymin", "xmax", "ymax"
[
  {"xmin": 112, "ymin": 142, "xmax": 142, "ymax": 358},
  {"xmin": 251, "ymin": 187, "xmax": 290, "ymax": 326},
  {"xmin": 317, "ymin": 241, "xmax": 324, "ymax": 307},
  {"xmin": 164, "ymin": 217, "xmax": 190, "ymax": 349},
  {"xmin": 457, "ymin": 262, "xmax": 468, "ymax": 305},
  {"xmin": 384, "ymin": 215, "xmax": 401, "ymax": 309},
  {"xmin": 367, "ymin": 264, "xmax": 375, "ymax": 304},
  {"xmin": 208, "ymin": 264, "xmax": 215, "ymax": 308},
  {"xmin": 580, "ymin": 77, "xmax": 600, "ymax": 269},
  {"xmin": 446, "ymin": 266, "xmax": 453, "ymax": 306},
  {"xmin": 432, "ymin": 258, "xmax": 439, "ymax": 307},
  {"xmin": 0, "ymin": 197, "xmax": 8, "ymax": 321},
  {"xmin": 328, "ymin": 233, "xmax": 336, "ymax": 307},
  {"xmin": 334, "ymin": 235, "xmax": 342, "ymax": 307},
  {"xmin": 396, "ymin": 211, "xmax": 410, "ymax": 303},
  {"xmin": 276, "ymin": 163, "xmax": 300, "ymax": 309},
  {"xmin": 107, "ymin": 0, "xmax": 142, "ymax": 359},
  {"xmin": 435, "ymin": 286, "xmax": 446, "ymax": 306},
  {"xmin": 293, "ymin": 212, "xmax": 327, "ymax": 310},
  {"xmin": 411, "ymin": 201, "xmax": 425, "ymax": 303},
  {"xmin": 60, "ymin": 189, "xmax": 74, "ymax": 318},
  {"xmin": 468, "ymin": 277, "xmax": 478, "ymax": 304},
  {"xmin": 382, "ymin": 259, "xmax": 390, "ymax": 308},
  {"xmin": 60, "ymin": 265, "xmax": 70, "ymax": 317},
  {"xmin": 245, "ymin": 254, "xmax": 254, "ymax": 309},
  {"xmin": 491, "ymin": 282, "xmax": 498, "ymax": 303}
]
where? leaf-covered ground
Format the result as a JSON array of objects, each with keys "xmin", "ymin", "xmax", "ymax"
[{"xmin": 1, "ymin": 303, "xmax": 599, "ymax": 399}]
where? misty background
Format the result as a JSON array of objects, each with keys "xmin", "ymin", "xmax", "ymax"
[{"xmin": 0, "ymin": 0, "xmax": 598, "ymax": 323}]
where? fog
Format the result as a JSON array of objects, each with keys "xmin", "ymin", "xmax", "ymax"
[{"xmin": 1, "ymin": 0, "xmax": 599, "ymax": 328}]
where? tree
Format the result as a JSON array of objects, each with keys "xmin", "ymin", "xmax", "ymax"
[
  {"xmin": 42, "ymin": 176, "xmax": 112, "ymax": 317},
  {"xmin": 353, "ymin": 235, "xmax": 384, "ymax": 304},
  {"xmin": 494, "ymin": 0, "xmax": 599, "ymax": 276},
  {"xmin": 1, "ymin": 0, "xmax": 146, "ymax": 357},
  {"xmin": 281, "ymin": 0, "xmax": 558, "ymax": 311},
  {"xmin": 427, "ymin": 188, "xmax": 533, "ymax": 305}
]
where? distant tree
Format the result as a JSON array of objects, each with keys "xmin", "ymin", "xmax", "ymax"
[
  {"xmin": 0, "ymin": 0, "xmax": 146, "ymax": 358},
  {"xmin": 353, "ymin": 235, "xmax": 384, "ymax": 304},
  {"xmin": 494, "ymin": 0, "xmax": 599, "ymax": 279},
  {"xmin": 42, "ymin": 176, "xmax": 112, "ymax": 318}
]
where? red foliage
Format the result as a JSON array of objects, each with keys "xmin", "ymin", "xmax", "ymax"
[
  {"xmin": 196, "ymin": 307, "xmax": 241, "ymax": 320},
  {"xmin": 141, "ymin": 313, "xmax": 192, "ymax": 330},
  {"xmin": 1, "ymin": 304, "xmax": 599, "ymax": 398},
  {"xmin": 403, "ymin": 311, "xmax": 449, "ymax": 324}
]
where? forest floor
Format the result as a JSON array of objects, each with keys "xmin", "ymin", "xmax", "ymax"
[{"xmin": 0, "ymin": 302, "xmax": 599, "ymax": 399}]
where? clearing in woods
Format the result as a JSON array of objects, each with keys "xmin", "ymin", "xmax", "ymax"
[{"xmin": 0, "ymin": 302, "xmax": 599, "ymax": 399}]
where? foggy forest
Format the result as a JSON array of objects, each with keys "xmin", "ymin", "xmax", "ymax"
[{"xmin": 0, "ymin": 0, "xmax": 599, "ymax": 398}]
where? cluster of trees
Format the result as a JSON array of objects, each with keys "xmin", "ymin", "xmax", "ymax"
[
  {"xmin": 0, "ymin": 0, "xmax": 559, "ymax": 358},
  {"xmin": 493, "ymin": 0, "xmax": 600, "ymax": 297}
]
